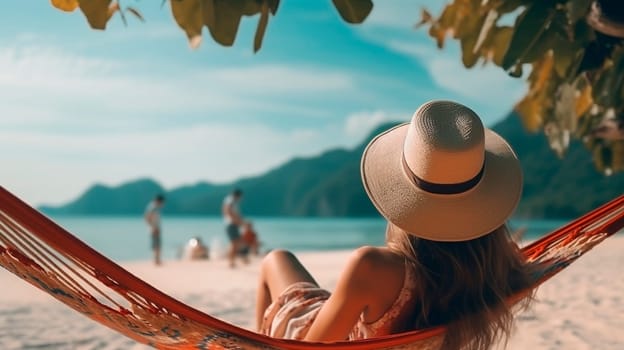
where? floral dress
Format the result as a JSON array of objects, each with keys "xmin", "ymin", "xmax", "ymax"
[{"xmin": 261, "ymin": 262, "xmax": 418, "ymax": 340}]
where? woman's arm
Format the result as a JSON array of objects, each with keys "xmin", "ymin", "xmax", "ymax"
[{"xmin": 303, "ymin": 246, "xmax": 381, "ymax": 342}]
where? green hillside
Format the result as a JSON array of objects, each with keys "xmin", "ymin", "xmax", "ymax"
[
  {"xmin": 40, "ymin": 114, "xmax": 624, "ymax": 219},
  {"xmin": 40, "ymin": 179, "xmax": 164, "ymax": 215},
  {"xmin": 495, "ymin": 113, "xmax": 624, "ymax": 218}
]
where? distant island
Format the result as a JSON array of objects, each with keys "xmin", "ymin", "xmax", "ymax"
[{"xmin": 40, "ymin": 112, "xmax": 624, "ymax": 219}]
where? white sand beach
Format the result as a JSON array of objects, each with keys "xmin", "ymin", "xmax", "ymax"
[{"xmin": 1, "ymin": 235, "xmax": 623, "ymax": 350}]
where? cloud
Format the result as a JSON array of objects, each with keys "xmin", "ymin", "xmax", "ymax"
[
  {"xmin": 0, "ymin": 44, "xmax": 358, "ymax": 133},
  {"xmin": 208, "ymin": 65, "xmax": 354, "ymax": 94},
  {"xmin": 385, "ymin": 39, "xmax": 526, "ymax": 122},
  {"xmin": 336, "ymin": 30, "xmax": 522, "ymax": 124},
  {"xmin": 0, "ymin": 45, "xmax": 205, "ymax": 126},
  {"xmin": 344, "ymin": 110, "xmax": 401, "ymax": 143},
  {"xmin": 0, "ymin": 45, "xmax": 118, "ymax": 81}
]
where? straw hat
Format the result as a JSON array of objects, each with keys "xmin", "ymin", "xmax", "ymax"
[{"xmin": 361, "ymin": 100, "xmax": 522, "ymax": 242}]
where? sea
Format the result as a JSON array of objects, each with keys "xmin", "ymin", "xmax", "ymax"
[{"xmin": 49, "ymin": 216, "xmax": 570, "ymax": 263}]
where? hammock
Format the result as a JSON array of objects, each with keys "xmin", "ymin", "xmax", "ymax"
[{"xmin": 0, "ymin": 186, "xmax": 623, "ymax": 350}]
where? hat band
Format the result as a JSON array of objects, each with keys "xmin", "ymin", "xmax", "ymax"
[{"xmin": 401, "ymin": 155, "xmax": 485, "ymax": 195}]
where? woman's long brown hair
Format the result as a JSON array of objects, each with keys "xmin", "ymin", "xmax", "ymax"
[{"xmin": 387, "ymin": 224, "xmax": 535, "ymax": 350}]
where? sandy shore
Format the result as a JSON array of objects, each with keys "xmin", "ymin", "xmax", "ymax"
[{"xmin": 1, "ymin": 235, "xmax": 623, "ymax": 349}]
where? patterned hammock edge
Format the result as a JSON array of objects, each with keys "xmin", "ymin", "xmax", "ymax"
[{"xmin": 0, "ymin": 186, "xmax": 623, "ymax": 350}]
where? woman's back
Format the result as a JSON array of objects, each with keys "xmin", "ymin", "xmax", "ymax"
[
  {"xmin": 301, "ymin": 246, "xmax": 419, "ymax": 341},
  {"xmin": 257, "ymin": 247, "xmax": 415, "ymax": 341},
  {"xmin": 349, "ymin": 247, "xmax": 420, "ymax": 339}
]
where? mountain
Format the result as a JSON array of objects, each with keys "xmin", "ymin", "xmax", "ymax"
[
  {"xmin": 40, "ymin": 114, "xmax": 624, "ymax": 218},
  {"xmin": 39, "ymin": 179, "xmax": 165, "ymax": 215},
  {"xmin": 495, "ymin": 112, "xmax": 624, "ymax": 218}
]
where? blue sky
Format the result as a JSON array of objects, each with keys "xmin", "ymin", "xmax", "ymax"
[{"xmin": 0, "ymin": 0, "xmax": 527, "ymax": 206}]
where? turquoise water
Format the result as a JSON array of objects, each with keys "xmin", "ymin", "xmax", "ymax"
[{"xmin": 51, "ymin": 216, "xmax": 569, "ymax": 263}]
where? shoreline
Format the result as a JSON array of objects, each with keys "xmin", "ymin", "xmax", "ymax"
[{"xmin": 1, "ymin": 235, "xmax": 623, "ymax": 349}]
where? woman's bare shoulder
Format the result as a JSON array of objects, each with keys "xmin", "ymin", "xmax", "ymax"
[
  {"xmin": 342, "ymin": 246, "xmax": 407, "ymax": 321},
  {"xmin": 347, "ymin": 246, "xmax": 404, "ymax": 275}
]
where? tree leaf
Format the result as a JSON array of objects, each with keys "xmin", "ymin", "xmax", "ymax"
[
  {"xmin": 531, "ymin": 52, "xmax": 555, "ymax": 95},
  {"xmin": 592, "ymin": 62, "xmax": 614, "ymax": 106},
  {"xmin": 205, "ymin": 0, "xmax": 243, "ymax": 46},
  {"xmin": 201, "ymin": 0, "xmax": 215, "ymax": 29},
  {"xmin": 426, "ymin": 3, "xmax": 461, "ymax": 49},
  {"xmin": 440, "ymin": 2, "xmax": 465, "ymax": 40},
  {"xmin": 501, "ymin": 0, "xmax": 557, "ymax": 70},
  {"xmin": 126, "ymin": 7, "xmax": 145, "ymax": 22},
  {"xmin": 51, "ymin": 0, "xmax": 78, "ymax": 12},
  {"xmin": 515, "ymin": 95, "xmax": 544, "ymax": 132},
  {"xmin": 331, "ymin": 0, "xmax": 373, "ymax": 24},
  {"xmin": 575, "ymin": 84, "xmax": 593, "ymax": 117},
  {"xmin": 79, "ymin": 0, "xmax": 117, "ymax": 30},
  {"xmin": 267, "ymin": 0, "xmax": 279, "ymax": 15},
  {"xmin": 552, "ymin": 36, "xmax": 583, "ymax": 78},
  {"xmin": 554, "ymin": 83, "xmax": 578, "ymax": 133},
  {"xmin": 458, "ymin": 10, "xmax": 486, "ymax": 68},
  {"xmin": 240, "ymin": 0, "xmax": 262, "ymax": 16},
  {"xmin": 600, "ymin": 144, "xmax": 613, "ymax": 171},
  {"xmin": 590, "ymin": 50, "xmax": 624, "ymax": 108},
  {"xmin": 592, "ymin": 144, "xmax": 605, "ymax": 171},
  {"xmin": 566, "ymin": 0, "xmax": 593, "ymax": 24},
  {"xmin": 544, "ymin": 121, "xmax": 570, "ymax": 158},
  {"xmin": 254, "ymin": 0, "xmax": 269, "ymax": 53},
  {"xmin": 609, "ymin": 46, "xmax": 624, "ymax": 106},
  {"xmin": 473, "ymin": 9, "xmax": 498, "ymax": 54},
  {"xmin": 481, "ymin": 26, "xmax": 513, "ymax": 66},
  {"xmin": 508, "ymin": 63, "xmax": 523, "ymax": 77},
  {"xmin": 495, "ymin": 0, "xmax": 531, "ymax": 14},
  {"xmin": 119, "ymin": 8, "xmax": 127, "ymax": 26},
  {"xmin": 573, "ymin": 20, "xmax": 596, "ymax": 46},
  {"xmin": 171, "ymin": 0, "xmax": 203, "ymax": 48},
  {"xmin": 514, "ymin": 53, "xmax": 556, "ymax": 131},
  {"xmin": 460, "ymin": 32, "xmax": 481, "ymax": 68},
  {"xmin": 613, "ymin": 141, "xmax": 624, "ymax": 171},
  {"xmin": 415, "ymin": 8, "xmax": 433, "ymax": 28},
  {"xmin": 518, "ymin": 25, "xmax": 557, "ymax": 64}
]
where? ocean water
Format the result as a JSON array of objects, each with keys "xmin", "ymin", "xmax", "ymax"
[{"xmin": 50, "ymin": 216, "xmax": 569, "ymax": 263}]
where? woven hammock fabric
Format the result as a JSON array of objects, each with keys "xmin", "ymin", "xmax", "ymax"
[{"xmin": 0, "ymin": 186, "xmax": 623, "ymax": 350}]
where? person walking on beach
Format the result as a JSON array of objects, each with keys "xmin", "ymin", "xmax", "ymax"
[
  {"xmin": 222, "ymin": 188, "xmax": 245, "ymax": 268},
  {"xmin": 144, "ymin": 194, "xmax": 165, "ymax": 266},
  {"xmin": 255, "ymin": 100, "xmax": 535, "ymax": 350}
]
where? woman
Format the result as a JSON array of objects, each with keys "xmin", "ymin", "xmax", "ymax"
[{"xmin": 255, "ymin": 100, "xmax": 534, "ymax": 350}]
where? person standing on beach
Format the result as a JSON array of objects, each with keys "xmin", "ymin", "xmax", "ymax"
[
  {"xmin": 222, "ymin": 188, "xmax": 245, "ymax": 268},
  {"xmin": 144, "ymin": 194, "xmax": 165, "ymax": 266}
]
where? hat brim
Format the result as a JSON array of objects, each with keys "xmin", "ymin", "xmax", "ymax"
[{"xmin": 361, "ymin": 123, "xmax": 522, "ymax": 241}]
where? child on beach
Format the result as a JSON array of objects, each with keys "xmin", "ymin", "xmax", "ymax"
[
  {"xmin": 255, "ymin": 100, "xmax": 535, "ymax": 350},
  {"xmin": 241, "ymin": 221, "xmax": 260, "ymax": 257}
]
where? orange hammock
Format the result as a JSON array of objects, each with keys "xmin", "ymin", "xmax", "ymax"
[{"xmin": 0, "ymin": 185, "xmax": 623, "ymax": 350}]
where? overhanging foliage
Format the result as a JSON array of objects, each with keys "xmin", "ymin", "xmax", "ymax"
[
  {"xmin": 50, "ymin": 0, "xmax": 373, "ymax": 51},
  {"xmin": 418, "ymin": 0, "xmax": 624, "ymax": 174},
  {"xmin": 49, "ymin": 0, "xmax": 623, "ymax": 173}
]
